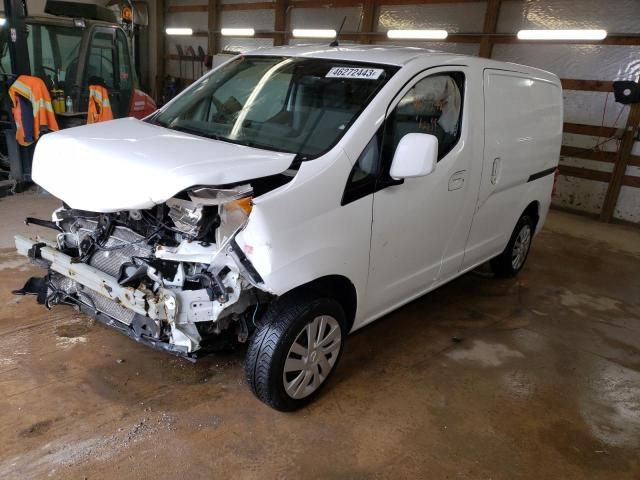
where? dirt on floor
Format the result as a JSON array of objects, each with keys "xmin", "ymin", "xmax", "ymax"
[{"xmin": 0, "ymin": 192, "xmax": 639, "ymax": 479}]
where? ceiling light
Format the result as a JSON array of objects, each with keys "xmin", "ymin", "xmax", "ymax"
[
  {"xmin": 517, "ymin": 29, "xmax": 607, "ymax": 41},
  {"xmin": 292, "ymin": 29, "xmax": 336, "ymax": 39},
  {"xmin": 221, "ymin": 28, "xmax": 255, "ymax": 37},
  {"xmin": 166, "ymin": 27, "xmax": 193, "ymax": 36},
  {"xmin": 387, "ymin": 29, "xmax": 448, "ymax": 40},
  {"xmin": 0, "ymin": 18, "xmax": 6, "ymax": 27}
]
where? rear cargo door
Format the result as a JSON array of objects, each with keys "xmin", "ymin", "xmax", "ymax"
[{"xmin": 462, "ymin": 69, "xmax": 561, "ymax": 269}]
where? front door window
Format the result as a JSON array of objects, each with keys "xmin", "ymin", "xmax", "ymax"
[{"xmin": 382, "ymin": 73, "xmax": 464, "ymax": 168}]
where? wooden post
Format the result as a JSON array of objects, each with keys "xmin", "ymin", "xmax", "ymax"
[
  {"xmin": 155, "ymin": 0, "xmax": 165, "ymax": 102},
  {"xmin": 208, "ymin": 0, "xmax": 220, "ymax": 55},
  {"xmin": 478, "ymin": 0, "xmax": 501, "ymax": 58},
  {"xmin": 359, "ymin": 0, "xmax": 376, "ymax": 44},
  {"xmin": 274, "ymin": 0, "xmax": 289, "ymax": 46},
  {"xmin": 600, "ymin": 102, "xmax": 640, "ymax": 222}
]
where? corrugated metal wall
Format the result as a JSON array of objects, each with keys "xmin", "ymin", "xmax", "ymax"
[{"xmin": 162, "ymin": 0, "xmax": 640, "ymax": 223}]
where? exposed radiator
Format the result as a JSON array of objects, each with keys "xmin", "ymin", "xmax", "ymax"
[
  {"xmin": 51, "ymin": 269, "xmax": 137, "ymax": 326},
  {"xmin": 73, "ymin": 220, "xmax": 153, "ymax": 278},
  {"xmin": 79, "ymin": 289, "xmax": 136, "ymax": 325}
]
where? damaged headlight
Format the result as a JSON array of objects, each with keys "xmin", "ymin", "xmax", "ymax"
[
  {"xmin": 217, "ymin": 195, "xmax": 252, "ymax": 244},
  {"xmin": 167, "ymin": 184, "xmax": 253, "ymax": 241},
  {"xmin": 167, "ymin": 198, "xmax": 204, "ymax": 238},
  {"xmin": 188, "ymin": 184, "xmax": 252, "ymax": 205}
]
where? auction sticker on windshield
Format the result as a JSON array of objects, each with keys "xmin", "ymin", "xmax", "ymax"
[{"xmin": 326, "ymin": 67, "xmax": 384, "ymax": 80}]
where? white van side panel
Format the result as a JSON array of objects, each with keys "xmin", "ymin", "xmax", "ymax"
[
  {"xmin": 236, "ymin": 149, "xmax": 374, "ymax": 319},
  {"xmin": 462, "ymin": 70, "xmax": 562, "ymax": 269}
]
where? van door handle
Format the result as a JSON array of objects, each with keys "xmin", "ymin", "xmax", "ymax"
[
  {"xmin": 491, "ymin": 157, "xmax": 501, "ymax": 185},
  {"xmin": 448, "ymin": 170, "xmax": 466, "ymax": 191}
]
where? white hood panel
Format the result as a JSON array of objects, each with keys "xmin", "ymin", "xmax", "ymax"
[{"xmin": 32, "ymin": 118, "xmax": 295, "ymax": 212}]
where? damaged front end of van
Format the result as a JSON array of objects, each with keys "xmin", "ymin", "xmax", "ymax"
[
  {"xmin": 14, "ymin": 184, "xmax": 274, "ymax": 358},
  {"xmin": 12, "ymin": 116, "xmax": 299, "ymax": 359}
]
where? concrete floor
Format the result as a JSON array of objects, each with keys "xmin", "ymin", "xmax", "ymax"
[{"xmin": 1, "ymin": 191, "xmax": 639, "ymax": 479}]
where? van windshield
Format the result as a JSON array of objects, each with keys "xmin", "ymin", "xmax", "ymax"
[{"xmin": 152, "ymin": 56, "xmax": 398, "ymax": 159}]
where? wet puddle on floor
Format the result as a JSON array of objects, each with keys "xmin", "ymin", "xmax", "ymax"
[
  {"xmin": 55, "ymin": 322, "xmax": 92, "ymax": 338},
  {"xmin": 560, "ymin": 289, "xmax": 625, "ymax": 316},
  {"xmin": 446, "ymin": 339, "xmax": 525, "ymax": 367},
  {"xmin": 0, "ymin": 252, "xmax": 30, "ymax": 272}
]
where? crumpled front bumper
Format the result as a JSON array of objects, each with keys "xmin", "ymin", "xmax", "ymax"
[
  {"xmin": 14, "ymin": 235, "xmax": 197, "ymax": 358},
  {"xmin": 15, "ymin": 235, "xmax": 167, "ymax": 318}
]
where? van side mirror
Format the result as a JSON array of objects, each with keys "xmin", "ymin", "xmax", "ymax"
[{"xmin": 389, "ymin": 133, "xmax": 438, "ymax": 179}]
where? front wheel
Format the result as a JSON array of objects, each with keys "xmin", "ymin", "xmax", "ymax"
[
  {"xmin": 245, "ymin": 295, "xmax": 346, "ymax": 411},
  {"xmin": 490, "ymin": 214, "xmax": 535, "ymax": 277}
]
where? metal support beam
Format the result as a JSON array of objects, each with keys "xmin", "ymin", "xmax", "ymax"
[
  {"xmin": 6, "ymin": 0, "xmax": 31, "ymax": 75},
  {"xmin": 478, "ymin": 0, "xmax": 501, "ymax": 58},
  {"xmin": 155, "ymin": 0, "xmax": 165, "ymax": 102},
  {"xmin": 208, "ymin": 0, "xmax": 220, "ymax": 54},
  {"xmin": 600, "ymin": 102, "xmax": 640, "ymax": 222},
  {"xmin": 274, "ymin": 0, "xmax": 289, "ymax": 46},
  {"xmin": 359, "ymin": 0, "xmax": 376, "ymax": 44}
]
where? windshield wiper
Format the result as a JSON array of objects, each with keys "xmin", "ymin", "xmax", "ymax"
[
  {"xmin": 145, "ymin": 113, "xmax": 166, "ymax": 127},
  {"xmin": 166, "ymin": 124, "xmax": 215, "ymax": 139},
  {"xmin": 203, "ymin": 132, "xmax": 224, "ymax": 141}
]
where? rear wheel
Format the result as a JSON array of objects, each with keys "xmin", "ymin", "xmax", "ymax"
[
  {"xmin": 490, "ymin": 214, "xmax": 534, "ymax": 277},
  {"xmin": 245, "ymin": 295, "xmax": 346, "ymax": 411}
]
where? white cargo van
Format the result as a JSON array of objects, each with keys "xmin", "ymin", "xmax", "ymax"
[{"xmin": 14, "ymin": 46, "xmax": 562, "ymax": 411}]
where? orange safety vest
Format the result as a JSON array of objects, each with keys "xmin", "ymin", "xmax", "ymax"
[
  {"xmin": 8, "ymin": 75, "xmax": 59, "ymax": 146},
  {"xmin": 87, "ymin": 85, "xmax": 114, "ymax": 124}
]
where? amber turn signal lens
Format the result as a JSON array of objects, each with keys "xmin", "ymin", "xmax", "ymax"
[
  {"xmin": 121, "ymin": 6, "xmax": 133, "ymax": 22},
  {"xmin": 228, "ymin": 197, "xmax": 253, "ymax": 215}
]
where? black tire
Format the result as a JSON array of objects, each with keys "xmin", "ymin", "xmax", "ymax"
[
  {"xmin": 490, "ymin": 214, "xmax": 535, "ymax": 278},
  {"xmin": 245, "ymin": 294, "xmax": 346, "ymax": 412}
]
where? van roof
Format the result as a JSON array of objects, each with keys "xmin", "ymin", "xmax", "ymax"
[
  {"xmin": 248, "ymin": 44, "xmax": 559, "ymax": 82},
  {"xmin": 250, "ymin": 44, "xmax": 440, "ymax": 65}
]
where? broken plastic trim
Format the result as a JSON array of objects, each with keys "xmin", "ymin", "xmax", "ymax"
[
  {"xmin": 228, "ymin": 239, "xmax": 263, "ymax": 285},
  {"xmin": 12, "ymin": 276, "xmax": 48, "ymax": 304}
]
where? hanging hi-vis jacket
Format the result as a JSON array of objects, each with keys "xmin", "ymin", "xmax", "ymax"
[
  {"xmin": 88, "ymin": 85, "xmax": 114, "ymax": 124},
  {"xmin": 9, "ymin": 75, "xmax": 59, "ymax": 146}
]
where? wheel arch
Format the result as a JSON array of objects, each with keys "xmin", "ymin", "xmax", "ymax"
[
  {"xmin": 278, "ymin": 275, "xmax": 358, "ymax": 333},
  {"xmin": 522, "ymin": 200, "xmax": 540, "ymax": 231}
]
